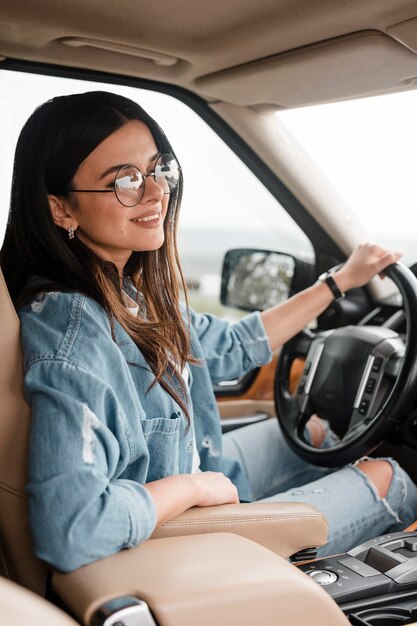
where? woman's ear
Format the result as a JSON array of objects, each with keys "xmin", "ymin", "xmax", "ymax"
[{"xmin": 48, "ymin": 195, "xmax": 78, "ymax": 231}]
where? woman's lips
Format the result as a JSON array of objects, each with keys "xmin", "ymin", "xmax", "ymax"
[{"xmin": 130, "ymin": 211, "xmax": 161, "ymax": 228}]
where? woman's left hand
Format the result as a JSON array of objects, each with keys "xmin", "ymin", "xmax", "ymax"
[
  {"xmin": 261, "ymin": 242, "xmax": 402, "ymax": 351},
  {"xmin": 334, "ymin": 242, "xmax": 402, "ymax": 294}
]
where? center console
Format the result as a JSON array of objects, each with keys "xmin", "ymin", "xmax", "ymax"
[{"xmin": 299, "ymin": 531, "xmax": 417, "ymax": 625}]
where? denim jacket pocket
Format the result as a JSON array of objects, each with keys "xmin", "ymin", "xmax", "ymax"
[{"xmin": 140, "ymin": 414, "xmax": 183, "ymax": 481}]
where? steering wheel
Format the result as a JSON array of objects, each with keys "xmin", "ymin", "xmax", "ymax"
[{"xmin": 274, "ymin": 263, "xmax": 417, "ymax": 467}]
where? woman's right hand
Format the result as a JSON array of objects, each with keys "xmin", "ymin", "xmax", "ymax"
[
  {"xmin": 144, "ymin": 471, "xmax": 239, "ymax": 527},
  {"xmin": 192, "ymin": 471, "xmax": 240, "ymax": 507}
]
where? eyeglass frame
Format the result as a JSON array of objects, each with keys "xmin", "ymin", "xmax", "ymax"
[{"xmin": 65, "ymin": 153, "xmax": 181, "ymax": 208}]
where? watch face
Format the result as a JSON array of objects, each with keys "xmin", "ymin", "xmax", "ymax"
[
  {"xmin": 318, "ymin": 271, "xmax": 327, "ymax": 281},
  {"xmin": 319, "ymin": 263, "xmax": 344, "ymax": 280},
  {"xmin": 318, "ymin": 270, "xmax": 332, "ymax": 281}
]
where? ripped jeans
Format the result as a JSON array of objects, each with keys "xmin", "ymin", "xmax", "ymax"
[{"xmin": 222, "ymin": 418, "xmax": 417, "ymax": 556}]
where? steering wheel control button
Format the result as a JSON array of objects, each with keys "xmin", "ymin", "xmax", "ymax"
[
  {"xmin": 338, "ymin": 557, "xmax": 380, "ymax": 578},
  {"xmin": 297, "ymin": 379, "xmax": 306, "ymax": 394},
  {"xmin": 372, "ymin": 357, "xmax": 383, "ymax": 372},
  {"xmin": 359, "ymin": 400, "xmax": 370, "ymax": 415},
  {"xmin": 307, "ymin": 570, "xmax": 338, "ymax": 585},
  {"xmin": 365, "ymin": 378, "xmax": 376, "ymax": 394}
]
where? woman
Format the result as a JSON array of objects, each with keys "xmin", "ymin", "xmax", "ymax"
[{"xmin": 1, "ymin": 91, "xmax": 416, "ymax": 572}]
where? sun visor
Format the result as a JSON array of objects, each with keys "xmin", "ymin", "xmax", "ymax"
[
  {"xmin": 196, "ymin": 31, "xmax": 417, "ymax": 108},
  {"xmin": 388, "ymin": 16, "xmax": 417, "ymax": 54}
]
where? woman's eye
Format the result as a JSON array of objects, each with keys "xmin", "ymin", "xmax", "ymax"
[{"xmin": 147, "ymin": 157, "xmax": 160, "ymax": 175}]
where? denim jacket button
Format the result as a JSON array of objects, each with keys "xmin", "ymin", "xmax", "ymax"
[{"xmin": 187, "ymin": 442, "xmax": 193, "ymax": 452}]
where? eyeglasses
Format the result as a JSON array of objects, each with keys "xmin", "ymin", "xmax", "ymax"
[{"xmin": 67, "ymin": 153, "xmax": 180, "ymax": 207}]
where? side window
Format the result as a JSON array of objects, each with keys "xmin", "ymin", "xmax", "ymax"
[{"xmin": 0, "ymin": 70, "xmax": 313, "ymax": 318}]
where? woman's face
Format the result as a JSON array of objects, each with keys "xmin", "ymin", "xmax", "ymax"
[{"xmin": 56, "ymin": 120, "xmax": 170, "ymax": 273}]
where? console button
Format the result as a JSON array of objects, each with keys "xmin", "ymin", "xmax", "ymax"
[
  {"xmin": 306, "ymin": 570, "xmax": 338, "ymax": 585},
  {"xmin": 338, "ymin": 557, "xmax": 380, "ymax": 578},
  {"xmin": 405, "ymin": 537, "xmax": 417, "ymax": 552}
]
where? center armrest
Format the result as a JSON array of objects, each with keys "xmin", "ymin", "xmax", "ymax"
[
  {"xmin": 53, "ymin": 534, "xmax": 349, "ymax": 626},
  {"xmin": 152, "ymin": 502, "xmax": 329, "ymax": 558}
]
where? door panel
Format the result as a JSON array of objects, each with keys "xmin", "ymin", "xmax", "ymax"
[{"xmin": 217, "ymin": 355, "xmax": 305, "ymax": 429}]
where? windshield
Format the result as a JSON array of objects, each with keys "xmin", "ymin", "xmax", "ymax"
[{"xmin": 277, "ymin": 89, "xmax": 417, "ymax": 266}]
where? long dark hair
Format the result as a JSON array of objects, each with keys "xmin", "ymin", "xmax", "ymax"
[{"xmin": 0, "ymin": 91, "xmax": 195, "ymax": 417}]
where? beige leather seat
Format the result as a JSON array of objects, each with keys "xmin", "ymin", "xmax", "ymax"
[
  {"xmin": 0, "ymin": 270, "xmax": 47, "ymax": 594},
  {"xmin": 0, "ymin": 576, "xmax": 78, "ymax": 626},
  {"xmin": 0, "ymin": 267, "xmax": 328, "ymax": 601}
]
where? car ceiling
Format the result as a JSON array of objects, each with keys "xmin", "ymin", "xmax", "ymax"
[{"xmin": 1, "ymin": 0, "xmax": 417, "ymax": 108}]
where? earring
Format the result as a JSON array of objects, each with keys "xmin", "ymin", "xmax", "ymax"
[{"xmin": 68, "ymin": 225, "xmax": 75, "ymax": 240}]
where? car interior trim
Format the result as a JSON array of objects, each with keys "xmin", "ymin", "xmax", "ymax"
[
  {"xmin": 353, "ymin": 355, "xmax": 376, "ymax": 410},
  {"xmin": 151, "ymin": 501, "xmax": 329, "ymax": 559},
  {"xmin": 91, "ymin": 597, "xmax": 157, "ymax": 626},
  {"xmin": 53, "ymin": 534, "xmax": 351, "ymax": 626},
  {"xmin": 1, "ymin": 0, "xmax": 417, "ymax": 106},
  {"xmin": 60, "ymin": 37, "xmax": 179, "ymax": 67},
  {"xmin": 196, "ymin": 32, "xmax": 417, "ymax": 107},
  {"xmin": 304, "ymin": 342, "xmax": 324, "ymax": 396},
  {"xmin": 388, "ymin": 16, "xmax": 417, "ymax": 54}
]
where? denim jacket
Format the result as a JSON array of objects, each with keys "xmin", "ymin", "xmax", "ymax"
[{"xmin": 19, "ymin": 286, "xmax": 272, "ymax": 572}]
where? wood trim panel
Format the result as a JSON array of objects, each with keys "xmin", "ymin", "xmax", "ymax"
[
  {"xmin": 220, "ymin": 357, "xmax": 277, "ymax": 402},
  {"xmin": 220, "ymin": 356, "xmax": 305, "ymax": 402},
  {"xmin": 405, "ymin": 520, "xmax": 417, "ymax": 532}
]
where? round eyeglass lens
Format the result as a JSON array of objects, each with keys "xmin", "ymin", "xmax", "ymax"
[
  {"xmin": 155, "ymin": 153, "xmax": 180, "ymax": 194},
  {"xmin": 114, "ymin": 165, "xmax": 144, "ymax": 207},
  {"xmin": 114, "ymin": 155, "xmax": 180, "ymax": 207}
]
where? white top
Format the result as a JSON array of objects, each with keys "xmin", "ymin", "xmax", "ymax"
[{"xmin": 123, "ymin": 291, "xmax": 201, "ymax": 472}]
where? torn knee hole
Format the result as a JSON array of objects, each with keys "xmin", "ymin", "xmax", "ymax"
[
  {"xmin": 355, "ymin": 459, "xmax": 394, "ymax": 499},
  {"xmin": 306, "ymin": 416, "xmax": 327, "ymax": 448}
]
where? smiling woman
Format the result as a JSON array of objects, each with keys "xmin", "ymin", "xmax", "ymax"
[
  {"xmin": 0, "ymin": 69, "xmax": 316, "ymax": 321},
  {"xmin": 1, "ymin": 90, "xmax": 416, "ymax": 573},
  {"xmin": 1, "ymin": 91, "xmax": 194, "ymax": 417},
  {"xmin": 48, "ymin": 121, "xmax": 174, "ymax": 271}
]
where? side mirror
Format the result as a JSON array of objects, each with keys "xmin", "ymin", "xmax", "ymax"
[{"xmin": 220, "ymin": 249, "xmax": 314, "ymax": 312}]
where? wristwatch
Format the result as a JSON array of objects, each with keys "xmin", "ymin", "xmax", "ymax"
[{"xmin": 318, "ymin": 270, "xmax": 345, "ymax": 300}]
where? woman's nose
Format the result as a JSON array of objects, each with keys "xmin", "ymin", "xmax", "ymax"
[{"xmin": 141, "ymin": 173, "xmax": 164, "ymax": 202}]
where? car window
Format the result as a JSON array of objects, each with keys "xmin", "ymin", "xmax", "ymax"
[
  {"xmin": 277, "ymin": 89, "xmax": 417, "ymax": 266},
  {"xmin": 0, "ymin": 69, "xmax": 313, "ymax": 319}
]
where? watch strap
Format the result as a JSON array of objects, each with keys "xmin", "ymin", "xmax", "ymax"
[{"xmin": 322, "ymin": 274, "xmax": 345, "ymax": 300}]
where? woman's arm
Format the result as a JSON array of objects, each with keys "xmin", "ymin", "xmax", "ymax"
[
  {"xmin": 144, "ymin": 472, "xmax": 239, "ymax": 527},
  {"xmin": 24, "ymin": 336, "xmax": 238, "ymax": 570},
  {"xmin": 25, "ymin": 358, "xmax": 159, "ymax": 573},
  {"xmin": 261, "ymin": 243, "xmax": 401, "ymax": 351}
]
